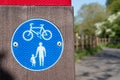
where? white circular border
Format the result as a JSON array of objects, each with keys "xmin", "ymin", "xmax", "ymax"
[{"xmin": 11, "ymin": 18, "xmax": 64, "ymax": 71}]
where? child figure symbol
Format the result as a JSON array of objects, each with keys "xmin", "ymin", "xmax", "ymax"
[{"xmin": 30, "ymin": 54, "xmax": 36, "ymax": 67}]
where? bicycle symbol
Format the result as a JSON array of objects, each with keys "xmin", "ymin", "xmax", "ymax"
[{"xmin": 22, "ymin": 23, "xmax": 52, "ymax": 41}]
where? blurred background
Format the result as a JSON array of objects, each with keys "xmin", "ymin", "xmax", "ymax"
[
  {"xmin": 72, "ymin": 0, "xmax": 120, "ymax": 60},
  {"xmin": 72, "ymin": 0, "xmax": 120, "ymax": 80}
]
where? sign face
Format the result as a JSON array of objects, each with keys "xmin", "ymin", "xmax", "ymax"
[{"xmin": 11, "ymin": 19, "xmax": 64, "ymax": 71}]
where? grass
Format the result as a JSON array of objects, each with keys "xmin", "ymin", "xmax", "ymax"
[
  {"xmin": 74, "ymin": 42, "xmax": 120, "ymax": 62},
  {"xmin": 106, "ymin": 43, "xmax": 120, "ymax": 49},
  {"xmin": 106, "ymin": 38, "xmax": 120, "ymax": 49},
  {"xmin": 75, "ymin": 45, "xmax": 102, "ymax": 61}
]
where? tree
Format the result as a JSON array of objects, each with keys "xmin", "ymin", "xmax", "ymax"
[
  {"xmin": 106, "ymin": 0, "xmax": 114, "ymax": 6},
  {"xmin": 95, "ymin": 12, "xmax": 120, "ymax": 38},
  {"xmin": 75, "ymin": 3, "xmax": 107, "ymax": 35},
  {"xmin": 106, "ymin": 0, "xmax": 120, "ymax": 14}
]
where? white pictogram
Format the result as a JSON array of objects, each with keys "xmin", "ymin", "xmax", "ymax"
[
  {"xmin": 35, "ymin": 42, "xmax": 46, "ymax": 66},
  {"xmin": 30, "ymin": 54, "xmax": 36, "ymax": 67},
  {"xmin": 11, "ymin": 19, "xmax": 64, "ymax": 71},
  {"xmin": 22, "ymin": 23, "xmax": 52, "ymax": 41},
  {"xmin": 30, "ymin": 42, "xmax": 46, "ymax": 67}
]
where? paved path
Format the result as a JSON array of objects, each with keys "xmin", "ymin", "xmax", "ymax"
[{"xmin": 75, "ymin": 48, "xmax": 120, "ymax": 80}]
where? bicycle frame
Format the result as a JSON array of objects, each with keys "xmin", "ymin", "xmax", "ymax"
[
  {"xmin": 22, "ymin": 23, "xmax": 52, "ymax": 41},
  {"xmin": 29, "ymin": 24, "xmax": 45, "ymax": 36}
]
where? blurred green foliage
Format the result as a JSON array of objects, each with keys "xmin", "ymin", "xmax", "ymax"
[
  {"xmin": 74, "ymin": 3, "xmax": 107, "ymax": 35},
  {"xmin": 74, "ymin": 0, "xmax": 120, "ymax": 61},
  {"xmin": 75, "ymin": 46, "xmax": 102, "ymax": 61},
  {"xmin": 106, "ymin": 0, "xmax": 120, "ymax": 14}
]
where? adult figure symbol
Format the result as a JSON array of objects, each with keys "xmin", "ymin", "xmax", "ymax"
[
  {"xmin": 11, "ymin": 19, "xmax": 64, "ymax": 71},
  {"xmin": 36, "ymin": 42, "xmax": 46, "ymax": 66}
]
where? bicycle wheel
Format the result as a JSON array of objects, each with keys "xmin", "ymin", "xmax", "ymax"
[
  {"xmin": 22, "ymin": 30, "xmax": 33, "ymax": 41},
  {"xmin": 42, "ymin": 30, "xmax": 52, "ymax": 40}
]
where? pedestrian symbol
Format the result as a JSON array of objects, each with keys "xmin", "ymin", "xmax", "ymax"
[
  {"xmin": 35, "ymin": 42, "xmax": 46, "ymax": 66},
  {"xmin": 30, "ymin": 54, "xmax": 36, "ymax": 67},
  {"xmin": 11, "ymin": 19, "xmax": 64, "ymax": 71}
]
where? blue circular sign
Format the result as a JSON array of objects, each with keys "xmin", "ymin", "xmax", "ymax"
[{"xmin": 11, "ymin": 19, "xmax": 64, "ymax": 71}]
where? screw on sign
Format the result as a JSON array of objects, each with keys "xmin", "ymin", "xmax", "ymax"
[
  {"xmin": 0, "ymin": 0, "xmax": 74, "ymax": 80},
  {"xmin": 11, "ymin": 19, "xmax": 64, "ymax": 71}
]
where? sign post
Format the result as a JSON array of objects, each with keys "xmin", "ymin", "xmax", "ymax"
[{"xmin": 0, "ymin": 0, "xmax": 74, "ymax": 80}]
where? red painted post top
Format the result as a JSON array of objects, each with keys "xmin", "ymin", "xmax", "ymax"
[{"xmin": 0, "ymin": 0, "xmax": 71, "ymax": 6}]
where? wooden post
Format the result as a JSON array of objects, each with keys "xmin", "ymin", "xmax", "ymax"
[
  {"xmin": 81, "ymin": 35, "xmax": 84, "ymax": 49},
  {"xmin": 89, "ymin": 35, "xmax": 91, "ymax": 48},
  {"xmin": 75, "ymin": 33, "xmax": 79, "ymax": 49},
  {"xmin": 86, "ymin": 35, "xmax": 88, "ymax": 48},
  {"xmin": 0, "ymin": 6, "xmax": 74, "ymax": 80},
  {"xmin": 96, "ymin": 37, "xmax": 99, "ymax": 46},
  {"xmin": 91, "ymin": 36, "xmax": 94, "ymax": 48}
]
